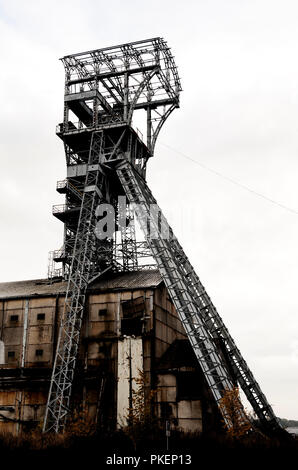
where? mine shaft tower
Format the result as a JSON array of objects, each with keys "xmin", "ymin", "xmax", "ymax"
[{"xmin": 44, "ymin": 38, "xmax": 282, "ymax": 436}]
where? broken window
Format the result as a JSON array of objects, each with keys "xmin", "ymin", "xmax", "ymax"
[
  {"xmin": 37, "ymin": 313, "xmax": 45, "ymax": 321},
  {"xmin": 121, "ymin": 297, "xmax": 145, "ymax": 336},
  {"xmin": 160, "ymin": 402, "xmax": 173, "ymax": 420}
]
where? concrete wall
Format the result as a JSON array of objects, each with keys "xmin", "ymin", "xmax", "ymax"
[
  {"xmin": 0, "ymin": 284, "xmax": 208, "ymax": 435},
  {"xmin": 117, "ymin": 337, "xmax": 143, "ymax": 427},
  {"xmin": 0, "ymin": 287, "xmax": 155, "ymax": 434},
  {"xmin": 154, "ymin": 288, "xmax": 186, "ymax": 360},
  {"xmin": 0, "ymin": 297, "xmax": 57, "ymax": 367},
  {"xmin": 156, "ymin": 372, "xmax": 203, "ymax": 433}
]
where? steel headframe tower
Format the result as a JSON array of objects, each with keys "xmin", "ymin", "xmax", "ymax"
[{"xmin": 43, "ymin": 38, "xmax": 283, "ymax": 436}]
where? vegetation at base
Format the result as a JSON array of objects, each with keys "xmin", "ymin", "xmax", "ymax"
[
  {"xmin": 124, "ymin": 369, "xmax": 160, "ymax": 448},
  {"xmin": 218, "ymin": 386, "xmax": 252, "ymax": 438},
  {"xmin": 0, "ymin": 425, "xmax": 297, "ymax": 466},
  {"xmin": 0, "ymin": 378, "xmax": 297, "ymax": 464}
]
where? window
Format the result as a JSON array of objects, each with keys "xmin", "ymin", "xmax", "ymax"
[
  {"xmin": 121, "ymin": 298, "xmax": 145, "ymax": 336},
  {"xmin": 121, "ymin": 317, "xmax": 142, "ymax": 336},
  {"xmin": 160, "ymin": 402, "xmax": 173, "ymax": 420},
  {"xmin": 37, "ymin": 313, "xmax": 45, "ymax": 321},
  {"xmin": 10, "ymin": 315, "xmax": 19, "ymax": 322},
  {"xmin": 98, "ymin": 308, "xmax": 108, "ymax": 316},
  {"xmin": 8, "ymin": 351, "xmax": 15, "ymax": 358},
  {"xmin": 35, "ymin": 349, "xmax": 43, "ymax": 357}
]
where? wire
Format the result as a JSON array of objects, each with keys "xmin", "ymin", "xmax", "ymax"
[{"xmin": 159, "ymin": 142, "xmax": 298, "ymax": 216}]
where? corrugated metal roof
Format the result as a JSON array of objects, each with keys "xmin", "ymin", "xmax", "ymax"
[
  {"xmin": 0, "ymin": 270, "xmax": 162, "ymax": 300},
  {"xmin": 91, "ymin": 270, "xmax": 162, "ymax": 291}
]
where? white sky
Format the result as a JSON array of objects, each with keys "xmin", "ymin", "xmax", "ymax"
[{"xmin": 0, "ymin": 0, "xmax": 298, "ymax": 420}]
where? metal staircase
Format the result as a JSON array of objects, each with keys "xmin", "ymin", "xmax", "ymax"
[
  {"xmin": 43, "ymin": 131, "xmax": 109, "ymax": 432},
  {"xmin": 44, "ymin": 38, "xmax": 285, "ymax": 436},
  {"xmin": 116, "ymin": 160, "xmax": 281, "ymax": 433},
  {"xmin": 120, "ymin": 203, "xmax": 138, "ymax": 271},
  {"xmin": 116, "ymin": 160, "xmax": 247, "ymax": 428}
]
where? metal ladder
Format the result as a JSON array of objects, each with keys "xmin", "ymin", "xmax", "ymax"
[
  {"xmin": 116, "ymin": 161, "xmax": 247, "ymax": 429},
  {"xmin": 95, "ymin": 374, "xmax": 107, "ymax": 427},
  {"xmin": 116, "ymin": 160, "xmax": 281, "ymax": 433},
  {"xmin": 120, "ymin": 203, "xmax": 138, "ymax": 271},
  {"xmin": 43, "ymin": 131, "xmax": 107, "ymax": 433}
]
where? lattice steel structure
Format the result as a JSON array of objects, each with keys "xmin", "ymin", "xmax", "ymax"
[{"xmin": 44, "ymin": 38, "xmax": 283, "ymax": 435}]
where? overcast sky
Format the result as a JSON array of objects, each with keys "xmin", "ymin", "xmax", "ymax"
[{"xmin": 0, "ymin": 0, "xmax": 298, "ymax": 420}]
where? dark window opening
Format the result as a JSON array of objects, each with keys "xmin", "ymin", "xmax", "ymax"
[
  {"xmin": 121, "ymin": 317, "xmax": 142, "ymax": 336},
  {"xmin": 176, "ymin": 372, "xmax": 201, "ymax": 400},
  {"xmin": 160, "ymin": 402, "xmax": 173, "ymax": 420},
  {"xmin": 8, "ymin": 351, "xmax": 15, "ymax": 358},
  {"xmin": 121, "ymin": 297, "xmax": 145, "ymax": 336},
  {"xmin": 35, "ymin": 349, "xmax": 43, "ymax": 357},
  {"xmin": 98, "ymin": 308, "xmax": 108, "ymax": 316},
  {"xmin": 98, "ymin": 343, "xmax": 112, "ymax": 356},
  {"xmin": 37, "ymin": 313, "xmax": 45, "ymax": 321},
  {"xmin": 10, "ymin": 315, "xmax": 19, "ymax": 322}
]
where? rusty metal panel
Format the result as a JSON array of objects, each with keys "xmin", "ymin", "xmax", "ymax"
[
  {"xmin": 4, "ymin": 299, "xmax": 23, "ymax": 309},
  {"xmin": 3, "ymin": 327, "xmax": 23, "ymax": 345},
  {"xmin": 87, "ymin": 342, "xmax": 100, "ymax": 360},
  {"xmin": 29, "ymin": 297, "xmax": 56, "ymax": 308},
  {"xmin": 0, "ymin": 390, "xmax": 17, "ymax": 405},
  {"xmin": 4, "ymin": 308, "xmax": 23, "ymax": 327},
  {"xmin": 88, "ymin": 321, "xmax": 113, "ymax": 337},
  {"xmin": 27, "ymin": 325, "xmax": 53, "ymax": 344},
  {"xmin": 0, "ymin": 422, "xmax": 15, "ymax": 434},
  {"xmin": 29, "ymin": 307, "xmax": 55, "ymax": 326},
  {"xmin": 26, "ymin": 344, "xmax": 52, "ymax": 364},
  {"xmin": 23, "ymin": 391, "xmax": 46, "ymax": 405},
  {"xmin": 5, "ymin": 345, "xmax": 21, "ymax": 365},
  {"xmin": 118, "ymin": 292, "xmax": 131, "ymax": 301},
  {"xmin": 89, "ymin": 302, "xmax": 116, "ymax": 322}
]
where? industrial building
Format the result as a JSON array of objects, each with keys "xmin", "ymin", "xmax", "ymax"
[
  {"xmin": 0, "ymin": 271, "xmax": 220, "ymax": 435},
  {"xmin": 0, "ymin": 37, "xmax": 283, "ymax": 438}
]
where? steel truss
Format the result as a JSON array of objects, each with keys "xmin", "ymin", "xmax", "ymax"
[
  {"xmin": 119, "ymin": 203, "xmax": 138, "ymax": 271},
  {"xmin": 43, "ymin": 131, "xmax": 109, "ymax": 432},
  {"xmin": 49, "ymin": 37, "xmax": 181, "ymax": 280},
  {"xmin": 45, "ymin": 38, "xmax": 283, "ymax": 436},
  {"xmin": 116, "ymin": 160, "xmax": 281, "ymax": 433},
  {"xmin": 61, "ymin": 37, "xmax": 181, "ymax": 154}
]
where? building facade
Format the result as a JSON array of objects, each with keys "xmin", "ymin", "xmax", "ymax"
[{"xmin": 0, "ymin": 270, "xmax": 220, "ymax": 435}]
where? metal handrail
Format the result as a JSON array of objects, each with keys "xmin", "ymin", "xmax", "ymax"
[
  {"xmin": 53, "ymin": 249, "xmax": 66, "ymax": 259},
  {"xmin": 52, "ymin": 204, "xmax": 67, "ymax": 213},
  {"xmin": 52, "ymin": 204, "xmax": 79, "ymax": 214},
  {"xmin": 56, "ymin": 180, "xmax": 67, "ymax": 190},
  {"xmin": 56, "ymin": 180, "xmax": 83, "ymax": 198},
  {"xmin": 56, "ymin": 115, "xmax": 124, "ymax": 134}
]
